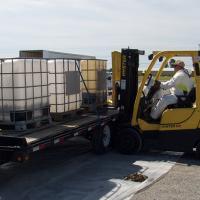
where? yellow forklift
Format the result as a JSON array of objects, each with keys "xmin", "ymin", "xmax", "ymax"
[{"xmin": 112, "ymin": 49, "xmax": 200, "ymax": 157}]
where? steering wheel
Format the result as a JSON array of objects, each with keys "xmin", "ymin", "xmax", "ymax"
[{"xmin": 146, "ymin": 80, "xmax": 161, "ymax": 101}]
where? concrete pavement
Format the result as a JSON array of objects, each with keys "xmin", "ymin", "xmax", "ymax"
[{"xmin": 0, "ymin": 138, "xmax": 181, "ymax": 200}]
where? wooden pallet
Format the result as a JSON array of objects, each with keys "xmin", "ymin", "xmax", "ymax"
[
  {"xmin": 0, "ymin": 117, "xmax": 52, "ymax": 132},
  {"xmin": 50, "ymin": 108, "xmax": 87, "ymax": 122}
]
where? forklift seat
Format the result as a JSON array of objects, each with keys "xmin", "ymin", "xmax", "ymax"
[
  {"xmin": 167, "ymin": 87, "xmax": 196, "ymax": 109},
  {"xmin": 176, "ymin": 87, "xmax": 196, "ymax": 108}
]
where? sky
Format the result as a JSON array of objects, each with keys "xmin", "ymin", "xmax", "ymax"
[{"xmin": 0, "ymin": 0, "xmax": 200, "ymax": 68}]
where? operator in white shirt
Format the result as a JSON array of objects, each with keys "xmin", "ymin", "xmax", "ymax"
[{"xmin": 150, "ymin": 60, "xmax": 194, "ymax": 120}]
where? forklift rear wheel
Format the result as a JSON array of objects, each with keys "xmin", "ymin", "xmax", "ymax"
[
  {"xmin": 92, "ymin": 125, "xmax": 111, "ymax": 154},
  {"xmin": 117, "ymin": 128, "xmax": 142, "ymax": 154}
]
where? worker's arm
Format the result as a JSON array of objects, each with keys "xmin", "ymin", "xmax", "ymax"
[{"xmin": 160, "ymin": 77, "xmax": 176, "ymax": 90}]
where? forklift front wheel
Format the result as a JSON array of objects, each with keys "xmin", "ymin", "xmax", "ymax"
[
  {"xmin": 92, "ymin": 125, "xmax": 111, "ymax": 154},
  {"xmin": 117, "ymin": 128, "xmax": 142, "ymax": 154}
]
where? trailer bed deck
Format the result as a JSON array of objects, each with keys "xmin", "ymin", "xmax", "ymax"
[
  {"xmin": 0, "ymin": 109, "xmax": 119, "ymax": 157},
  {"xmin": 24, "ymin": 110, "xmax": 116, "ymax": 144}
]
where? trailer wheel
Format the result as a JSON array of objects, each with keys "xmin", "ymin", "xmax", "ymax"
[
  {"xmin": 92, "ymin": 124, "xmax": 111, "ymax": 154},
  {"xmin": 117, "ymin": 128, "xmax": 142, "ymax": 154}
]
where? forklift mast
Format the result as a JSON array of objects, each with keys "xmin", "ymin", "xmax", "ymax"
[{"xmin": 120, "ymin": 48, "xmax": 144, "ymax": 122}]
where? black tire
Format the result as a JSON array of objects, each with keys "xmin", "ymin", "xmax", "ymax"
[
  {"xmin": 117, "ymin": 128, "xmax": 142, "ymax": 154},
  {"xmin": 92, "ymin": 124, "xmax": 111, "ymax": 154}
]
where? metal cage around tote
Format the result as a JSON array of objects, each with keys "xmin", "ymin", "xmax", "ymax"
[{"xmin": 0, "ymin": 58, "xmax": 51, "ymax": 131}]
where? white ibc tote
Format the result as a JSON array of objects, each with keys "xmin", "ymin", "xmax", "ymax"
[
  {"xmin": 0, "ymin": 59, "xmax": 50, "ymax": 129},
  {"xmin": 48, "ymin": 59, "xmax": 82, "ymax": 113}
]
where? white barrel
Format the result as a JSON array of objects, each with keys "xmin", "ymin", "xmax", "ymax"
[{"xmin": 48, "ymin": 59, "xmax": 82, "ymax": 113}]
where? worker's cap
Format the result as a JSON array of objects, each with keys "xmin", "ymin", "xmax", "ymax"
[{"xmin": 171, "ymin": 60, "xmax": 185, "ymax": 68}]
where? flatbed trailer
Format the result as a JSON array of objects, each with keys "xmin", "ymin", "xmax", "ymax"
[{"xmin": 0, "ymin": 109, "xmax": 119, "ymax": 164}]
